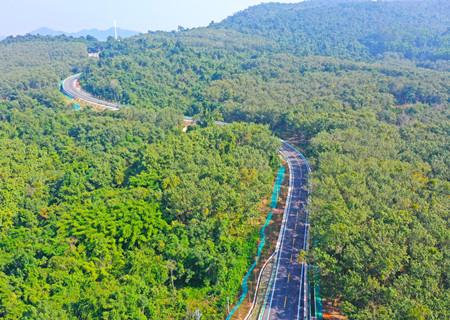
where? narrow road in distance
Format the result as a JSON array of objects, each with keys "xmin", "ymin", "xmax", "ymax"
[{"xmin": 62, "ymin": 74, "xmax": 120, "ymax": 110}]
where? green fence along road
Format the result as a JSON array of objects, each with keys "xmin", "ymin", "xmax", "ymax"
[
  {"xmin": 309, "ymin": 266, "xmax": 323, "ymax": 320},
  {"xmin": 226, "ymin": 166, "xmax": 285, "ymax": 320}
]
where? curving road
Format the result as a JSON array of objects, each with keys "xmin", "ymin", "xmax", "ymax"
[
  {"xmin": 61, "ymin": 74, "xmax": 312, "ymax": 320},
  {"xmin": 62, "ymin": 74, "xmax": 120, "ymax": 111}
]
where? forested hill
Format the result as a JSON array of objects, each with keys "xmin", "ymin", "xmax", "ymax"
[{"xmin": 214, "ymin": 0, "xmax": 450, "ymax": 65}]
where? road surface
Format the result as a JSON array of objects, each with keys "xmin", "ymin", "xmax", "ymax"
[
  {"xmin": 62, "ymin": 74, "xmax": 120, "ymax": 111},
  {"xmin": 61, "ymin": 73, "xmax": 312, "ymax": 320},
  {"xmin": 260, "ymin": 142, "xmax": 311, "ymax": 320}
]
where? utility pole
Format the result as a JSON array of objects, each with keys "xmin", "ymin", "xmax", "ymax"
[{"xmin": 114, "ymin": 20, "xmax": 118, "ymax": 40}]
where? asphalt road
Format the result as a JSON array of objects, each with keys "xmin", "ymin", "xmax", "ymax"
[
  {"xmin": 62, "ymin": 74, "xmax": 120, "ymax": 110},
  {"xmin": 261, "ymin": 142, "xmax": 310, "ymax": 320}
]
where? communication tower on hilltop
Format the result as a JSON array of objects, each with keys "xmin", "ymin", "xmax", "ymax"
[{"xmin": 114, "ymin": 20, "xmax": 118, "ymax": 40}]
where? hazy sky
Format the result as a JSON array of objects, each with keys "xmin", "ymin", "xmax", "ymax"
[{"xmin": 0, "ymin": 0, "xmax": 298, "ymax": 36}]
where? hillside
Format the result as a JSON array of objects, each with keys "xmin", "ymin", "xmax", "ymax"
[
  {"xmin": 215, "ymin": 0, "xmax": 450, "ymax": 67},
  {"xmin": 0, "ymin": 1, "xmax": 448, "ymax": 319}
]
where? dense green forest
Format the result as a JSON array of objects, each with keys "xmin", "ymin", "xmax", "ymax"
[
  {"xmin": 0, "ymin": 0, "xmax": 449, "ymax": 319},
  {"xmin": 0, "ymin": 104, "xmax": 280, "ymax": 319},
  {"xmin": 215, "ymin": 0, "xmax": 450, "ymax": 69},
  {"xmin": 0, "ymin": 36, "xmax": 89, "ymax": 103},
  {"xmin": 0, "ymin": 36, "xmax": 280, "ymax": 319}
]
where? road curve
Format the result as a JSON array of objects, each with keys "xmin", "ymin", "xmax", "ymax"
[
  {"xmin": 61, "ymin": 74, "xmax": 312, "ymax": 320},
  {"xmin": 62, "ymin": 74, "xmax": 120, "ymax": 111}
]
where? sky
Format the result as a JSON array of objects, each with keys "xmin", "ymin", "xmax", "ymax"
[{"xmin": 0, "ymin": 0, "xmax": 298, "ymax": 36}]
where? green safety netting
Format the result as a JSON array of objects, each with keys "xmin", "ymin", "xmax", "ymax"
[
  {"xmin": 310, "ymin": 266, "xmax": 323, "ymax": 320},
  {"xmin": 60, "ymin": 81, "xmax": 73, "ymax": 99},
  {"xmin": 226, "ymin": 166, "xmax": 285, "ymax": 320},
  {"xmin": 314, "ymin": 270, "xmax": 323, "ymax": 320}
]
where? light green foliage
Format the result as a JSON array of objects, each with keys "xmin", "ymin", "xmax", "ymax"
[
  {"xmin": 0, "ymin": 85, "xmax": 279, "ymax": 319},
  {"xmin": 0, "ymin": 35, "xmax": 89, "ymax": 105}
]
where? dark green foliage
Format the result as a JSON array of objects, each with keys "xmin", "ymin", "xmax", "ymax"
[
  {"xmin": 215, "ymin": 0, "xmax": 450, "ymax": 68},
  {"xmin": 309, "ymin": 105, "xmax": 449, "ymax": 318}
]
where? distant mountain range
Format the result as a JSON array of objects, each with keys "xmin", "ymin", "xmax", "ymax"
[{"xmin": 28, "ymin": 27, "xmax": 140, "ymax": 41}]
